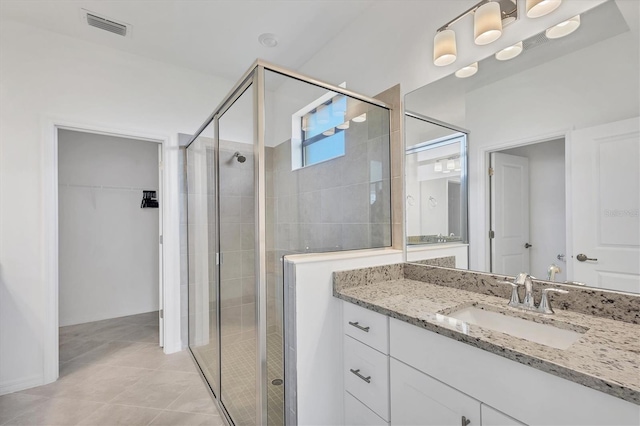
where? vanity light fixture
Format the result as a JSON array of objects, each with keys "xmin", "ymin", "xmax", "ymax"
[
  {"xmin": 337, "ymin": 121, "xmax": 350, "ymax": 130},
  {"xmin": 433, "ymin": 0, "xmax": 517, "ymax": 66},
  {"xmin": 434, "ymin": 29, "xmax": 457, "ymax": 66},
  {"xmin": 454, "ymin": 159, "xmax": 462, "ymax": 171},
  {"xmin": 495, "ymin": 41, "xmax": 523, "ymax": 60},
  {"xmin": 446, "ymin": 159, "xmax": 456, "ymax": 170},
  {"xmin": 455, "ymin": 62, "xmax": 479, "ymax": 78},
  {"xmin": 526, "ymin": 0, "xmax": 561, "ymax": 19},
  {"xmin": 352, "ymin": 113, "xmax": 367, "ymax": 123},
  {"xmin": 546, "ymin": 15, "xmax": 580, "ymax": 39},
  {"xmin": 474, "ymin": 1, "xmax": 503, "ymax": 45},
  {"xmin": 322, "ymin": 128, "xmax": 335, "ymax": 136},
  {"xmin": 434, "ymin": 161, "xmax": 443, "ymax": 172}
]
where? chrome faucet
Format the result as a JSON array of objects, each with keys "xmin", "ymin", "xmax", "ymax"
[
  {"xmin": 498, "ymin": 273, "xmax": 568, "ymax": 314},
  {"xmin": 547, "ymin": 264, "xmax": 561, "ymax": 282}
]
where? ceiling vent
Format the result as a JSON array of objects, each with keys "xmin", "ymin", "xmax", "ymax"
[{"xmin": 82, "ymin": 9, "xmax": 130, "ymax": 37}]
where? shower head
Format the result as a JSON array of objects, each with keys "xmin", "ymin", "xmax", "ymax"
[{"xmin": 233, "ymin": 152, "xmax": 246, "ymax": 163}]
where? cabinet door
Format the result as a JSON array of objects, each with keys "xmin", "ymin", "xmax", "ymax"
[
  {"xmin": 481, "ymin": 404, "xmax": 526, "ymax": 426},
  {"xmin": 390, "ymin": 358, "xmax": 480, "ymax": 426},
  {"xmin": 345, "ymin": 392, "xmax": 388, "ymax": 426}
]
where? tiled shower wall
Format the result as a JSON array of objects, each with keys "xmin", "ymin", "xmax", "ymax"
[
  {"xmin": 267, "ymin": 105, "xmax": 391, "ymax": 336},
  {"xmin": 218, "ymin": 139, "xmax": 257, "ymax": 344}
]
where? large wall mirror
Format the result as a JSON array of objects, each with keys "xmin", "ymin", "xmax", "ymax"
[
  {"xmin": 405, "ymin": 112, "xmax": 468, "ymax": 247},
  {"xmin": 404, "ymin": 0, "xmax": 639, "ymax": 294}
]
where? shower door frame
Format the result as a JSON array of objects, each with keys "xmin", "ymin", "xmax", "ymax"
[{"xmin": 185, "ymin": 60, "xmax": 391, "ymax": 426}]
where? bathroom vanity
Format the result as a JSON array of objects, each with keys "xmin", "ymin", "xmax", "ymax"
[{"xmin": 333, "ymin": 263, "xmax": 640, "ymax": 425}]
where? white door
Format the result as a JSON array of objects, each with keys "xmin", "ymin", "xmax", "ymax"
[
  {"xmin": 491, "ymin": 153, "xmax": 531, "ymax": 276},
  {"xmin": 158, "ymin": 145, "xmax": 164, "ymax": 347},
  {"xmin": 569, "ymin": 117, "xmax": 640, "ymax": 293},
  {"xmin": 390, "ymin": 358, "xmax": 480, "ymax": 426}
]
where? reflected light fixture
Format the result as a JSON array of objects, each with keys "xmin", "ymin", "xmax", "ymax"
[
  {"xmin": 446, "ymin": 159, "xmax": 456, "ymax": 170},
  {"xmin": 474, "ymin": 1, "xmax": 503, "ymax": 45},
  {"xmin": 526, "ymin": 0, "xmax": 561, "ymax": 18},
  {"xmin": 546, "ymin": 15, "xmax": 580, "ymax": 39},
  {"xmin": 337, "ymin": 121, "xmax": 350, "ymax": 130},
  {"xmin": 433, "ymin": 29, "xmax": 457, "ymax": 66},
  {"xmin": 455, "ymin": 62, "xmax": 478, "ymax": 79},
  {"xmin": 352, "ymin": 113, "xmax": 367, "ymax": 123},
  {"xmin": 322, "ymin": 128, "xmax": 335, "ymax": 136},
  {"xmin": 434, "ymin": 161, "xmax": 443, "ymax": 172},
  {"xmin": 495, "ymin": 41, "xmax": 523, "ymax": 61},
  {"xmin": 454, "ymin": 160, "xmax": 461, "ymax": 171}
]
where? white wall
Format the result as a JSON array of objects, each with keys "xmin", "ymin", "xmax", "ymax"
[
  {"xmin": 0, "ymin": 20, "xmax": 233, "ymax": 393},
  {"xmin": 501, "ymin": 140, "xmax": 566, "ymax": 282},
  {"xmin": 285, "ymin": 249, "xmax": 404, "ymax": 426},
  {"xmin": 58, "ymin": 130, "xmax": 160, "ymax": 326}
]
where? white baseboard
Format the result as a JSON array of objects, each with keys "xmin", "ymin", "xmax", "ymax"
[{"xmin": 0, "ymin": 375, "xmax": 45, "ymax": 396}]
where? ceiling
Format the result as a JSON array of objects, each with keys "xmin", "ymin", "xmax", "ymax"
[{"xmin": 0, "ymin": 0, "xmax": 376, "ymax": 81}]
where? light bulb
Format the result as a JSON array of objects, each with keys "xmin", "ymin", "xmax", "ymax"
[
  {"xmin": 434, "ymin": 161, "xmax": 443, "ymax": 172},
  {"xmin": 434, "ymin": 29, "xmax": 457, "ymax": 66}
]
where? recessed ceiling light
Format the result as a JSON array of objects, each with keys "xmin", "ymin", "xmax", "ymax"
[{"xmin": 258, "ymin": 33, "xmax": 278, "ymax": 48}]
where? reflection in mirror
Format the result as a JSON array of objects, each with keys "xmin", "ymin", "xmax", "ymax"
[
  {"xmin": 405, "ymin": 113, "xmax": 468, "ymax": 246},
  {"xmin": 404, "ymin": 0, "xmax": 639, "ymax": 293}
]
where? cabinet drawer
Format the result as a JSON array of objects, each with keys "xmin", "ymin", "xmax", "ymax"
[
  {"xmin": 344, "ymin": 335, "xmax": 390, "ymax": 421},
  {"xmin": 344, "ymin": 391, "xmax": 388, "ymax": 426},
  {"xmin": 343, "ymin": 301, "xmax": 389, "ymax": 353}
]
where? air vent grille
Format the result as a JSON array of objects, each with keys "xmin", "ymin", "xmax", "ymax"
[
  {"xmin": 86, "ymin": 12, "xmax": 127, "ymax": 36},
  {"xmin": 523, "ymin": 32, "xmax": 551, "ymax": 51}
]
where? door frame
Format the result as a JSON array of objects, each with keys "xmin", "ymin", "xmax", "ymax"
[
  {"xmin": 476, "ymin": 129, "xmax": 572, "ymax": 274},
  {"xmin": 42, "ymin": 117, "xmax": 177, "ymax": 385}
]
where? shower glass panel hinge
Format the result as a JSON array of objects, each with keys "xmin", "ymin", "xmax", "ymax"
[
  {"xmin": 159, "ymin": 309, "xmax": 163, "ymax": 319},
  {"xmin": 488, "ymin": 167, "xmax": 494, "ymax": 176},
  {"xmin": 489, "ymin": 230, "xmax": 495, "ymax": 239},
  {"xmin": 159, "ymin": 235, "xmax": 163, "ymax": 244},
  {"xmin": 216, "ymin": 253, "xmax": 220, "ymax": 265}
]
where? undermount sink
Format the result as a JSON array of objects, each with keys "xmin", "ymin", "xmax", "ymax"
[{"xmin": 448, "ymin": 306, "xmax": 585, "ymax": 350}]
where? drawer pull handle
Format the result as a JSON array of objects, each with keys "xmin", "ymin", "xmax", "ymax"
[
  {"xmin": 461, "ymin": 416, "xmax": 471, "ymax": 426},
  {"xmin": 349, "ymin": 369, "xmax": 371, "ymax": 383},
  {"xmin": 348, "ymin": 321, "xmax": 370, "ymax": 332}
]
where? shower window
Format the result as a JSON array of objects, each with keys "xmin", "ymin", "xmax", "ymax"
[{"xmin": 298, "ymin": 95, "xmax": 347, "ymax": 167}]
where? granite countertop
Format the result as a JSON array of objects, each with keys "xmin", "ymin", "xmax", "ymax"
[{"xmin": 334, "ymin": 275, "xmax": 640, "ymax": 405}]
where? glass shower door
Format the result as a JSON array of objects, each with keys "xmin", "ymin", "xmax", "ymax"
[
  {"xmin": 187, "ymin": 120, "xmax": 219, "ymax": 397},
  {"xmin": 218, "ymin": 82, "xmax": 258, "ymax": 425}
]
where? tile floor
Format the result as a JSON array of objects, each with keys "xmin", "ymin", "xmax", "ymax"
[{"xmin": 0, "ymin": 311, "xmax": 226, "ymax": 426}]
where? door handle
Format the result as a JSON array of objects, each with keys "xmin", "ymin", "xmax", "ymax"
[
  {"xmin": 524, "ymin": 243, "xmax": 532, "ymax": 248},
  {"xmin": 576, "ymin": 253, "xmax": 598, "ymax": 262}
]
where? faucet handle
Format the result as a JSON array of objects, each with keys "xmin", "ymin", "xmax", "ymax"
[
  {"xmin": 497, "ymin": 280, "xmax": 522, "ymax": 307},
  {"xmin": 539, "ymin": 288, "xmax": 569, "ymax": 314}
]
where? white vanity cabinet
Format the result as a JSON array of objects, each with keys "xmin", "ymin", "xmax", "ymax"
[{"xmin": 389, "ymin": 317, "xmax": 639, "ymax": 426}]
